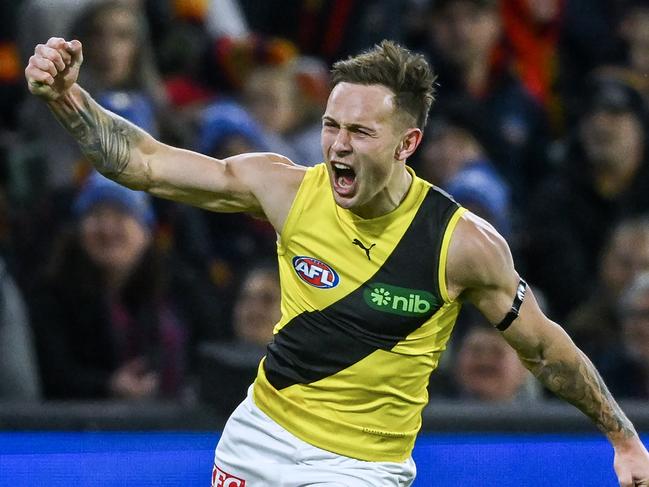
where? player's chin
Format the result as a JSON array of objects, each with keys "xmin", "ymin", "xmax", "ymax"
[{"xmin": 333, "ymin": 195, "xmax": 354, "ymax": 210}]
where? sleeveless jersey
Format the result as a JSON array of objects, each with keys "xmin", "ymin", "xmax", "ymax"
[{"xmin": 253, "ymin": 163, "xmax": 466, "ymax": 462}]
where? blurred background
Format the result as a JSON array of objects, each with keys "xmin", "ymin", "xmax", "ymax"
[{"xmin": 2, "ymin": 0, "xmax": 649, "ymax": 484}]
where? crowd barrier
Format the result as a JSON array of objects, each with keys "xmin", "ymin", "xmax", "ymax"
[{"xmin": 1, "ymin": 399, "xmax": 648, "ymax": 432}]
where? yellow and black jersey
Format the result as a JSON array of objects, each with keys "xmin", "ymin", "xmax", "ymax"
[{"xmin": 253, "ymin": 163, "xmax": 466, "ymax": 462}]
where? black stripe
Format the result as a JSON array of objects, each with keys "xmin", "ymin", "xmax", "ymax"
[{"xmin": 265, "ymin": 187, "xmax": 459, "ymax": 390}]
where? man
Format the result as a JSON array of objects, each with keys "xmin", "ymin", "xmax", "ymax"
[
  {"xmin": 25, "ymin": 36, "xmax": 649, "ymax": 486},
  {"xmin": 525, "ymin": 76, "xmax": 649, "ymax": 321},
  {"xmin": 451, "ymin": 321, "xmax": 540, "ymax": 403},
  {"xmin": 567, "ymin": 216, "xmax": 649, "ymax": 366},
  {"xmin": 424, "ymin": 0, "xmax": 549, "ymax": 203},
  {"xmin": 601, "ymin": 271, "xmax": 649, "ymax": 400}
]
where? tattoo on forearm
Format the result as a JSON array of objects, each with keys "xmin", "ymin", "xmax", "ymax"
[
  {"xmin": 49, "ymin": 89, "xmax": 143, "ymax": 179},
  {"xmin": 76, "ymin": 100, "xmax": 135, "ymax": 177},
  {"xmin": 535, "ymin": 351, "xmax": 635, "ymax": 440}
]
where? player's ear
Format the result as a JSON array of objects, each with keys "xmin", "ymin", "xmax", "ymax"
[{"xmin": 394, "ymin": 128, "xmax": 422, "ymax": 161}]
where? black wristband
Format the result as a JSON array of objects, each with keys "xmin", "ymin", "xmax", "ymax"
[{"xmin": 495, "ymin": 278, "xmax": 527, "ymax": 331}]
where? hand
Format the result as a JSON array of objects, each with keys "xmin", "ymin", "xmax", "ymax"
[
  {"xmin": 109, "ymin": 358, "xmax": 159, "ymax": 400},
  {"xmin": 25, "ymin": 37, "xmax": 83, "ymax": 102},
  {"xmin": 614, "ymin": 436, "xmax": 649, "ymax": 486}
]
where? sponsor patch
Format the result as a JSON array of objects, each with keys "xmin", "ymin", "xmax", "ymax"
[
  {"xmin": 364, "ymin": 283, "xmax": 437, "ymax": 316},
  {"xmin": 292, "ymin": 256, "xmax": 340, "ymax": 289},
  {"xmin": 212, "ymin": 464, "xmax": 246, "ymax": 487}
]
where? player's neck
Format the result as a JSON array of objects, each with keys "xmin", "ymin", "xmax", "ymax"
[{"xmin": 351, "ymin": 166, "xmax": 413, "ymax": 219}]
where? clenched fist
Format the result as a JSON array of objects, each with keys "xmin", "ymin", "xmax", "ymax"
[{"xmin": 25, "ymin": 37, "xmax": 83, "ymax": 102}]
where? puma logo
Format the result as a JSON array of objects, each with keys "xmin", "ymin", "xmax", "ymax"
[{"xmin": 352, "ymin": 238, "xmax": 376, "ymax": 261}]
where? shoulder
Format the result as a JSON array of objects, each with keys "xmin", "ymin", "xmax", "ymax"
[
  {"xmin": 446, "ymin": 211, "xmax": 516, "ymax": 301},
  {"xmin": 445, "ymin": 211, "xmax": 526, "ymax": 326},
  {"xmin": 224, "ymin": 152, "xmax": 307, "ymax": 198},
  {"xmin": 226, "ymin": 152, "xmax": 308, "ymax": 231}
]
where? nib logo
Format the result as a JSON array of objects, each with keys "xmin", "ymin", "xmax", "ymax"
[
  {"xmin": 370, "ymin": 287, "xmax": 392, "ymax": 306},
  {"xmin": 364, "ymin": 283, "xmax": 437, "ymax": 317}
]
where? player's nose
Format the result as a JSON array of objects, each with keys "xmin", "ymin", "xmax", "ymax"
[{"xmin": 331, "ymin": 129, "xmax": 352, "ymax": 157}]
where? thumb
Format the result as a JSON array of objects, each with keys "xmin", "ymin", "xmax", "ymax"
[{"xmin": 66, "ymin": 40, "xmax": 83, "ymax": 67}]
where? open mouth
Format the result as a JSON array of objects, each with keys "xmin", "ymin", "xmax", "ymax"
[{"xmin": 332, "ymin": 162, "xmax": 357, "ymax": 195}]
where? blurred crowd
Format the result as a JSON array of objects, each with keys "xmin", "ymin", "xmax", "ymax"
[{"xmin": 2, "ymin": 0, "xmax": 649, "ymax": 414}]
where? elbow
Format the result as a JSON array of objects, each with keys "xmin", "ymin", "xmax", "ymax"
[
  {"xmin": 113, "ymin": 131, "xmax": 160, "ymax": 191},
  {"xmin": 519, "ymin": 354, "xmax": 546, "ymax": 376},
  {"xmin": 114, "ymin": 148, "xmax": 156, "ymax": 192},
  {"xmin": 515, "ymin": 340, "xmax": 549, "ymax": 376}
]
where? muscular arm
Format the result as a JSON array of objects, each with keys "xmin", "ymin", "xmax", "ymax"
[
  {"xmin": 26, "ymin": 38, "xmax": 304, "ymax": 231},
  {"xmin": 504, "ymin": 296, "xmax": 635, "ymax": 443},
  {"xmin": 47, "ymin": 83, "xmax": 149, "ymax": 185},
  {"xmin": 446, "ymin": 212, "xmax": 637, "ymax": 445}
]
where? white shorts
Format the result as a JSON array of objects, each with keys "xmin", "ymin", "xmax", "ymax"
[{"xmin": 212, "ymin": 387, "xmax": 416, "ymax": 487}]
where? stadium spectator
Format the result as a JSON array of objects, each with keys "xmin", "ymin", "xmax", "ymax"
[
  {"xmin": 242, "ymin": 58, "xmax": 329, "ymax": 166},
  {"xmin": 448, "ymin": 321, "xmax": 541, "ymax": 403},
  {"xmin": 601, "ymin": 271, "xmax": 649, "ymax": 399},
  {"xmin": 0, "ymin": 1, "xmax": 24, "ymax": 132},
  {"xmin": 18, "ymin": 2, "xmax": 210, "ymax": 296},
  {"xmin": 199, "ymin": 262, "xmax": 280, "ymax": 416},
  {"xmin": 556, "ymin": 0, "xmax": 619, "ymax": 106},
  {"xmin": 593, "ymin": 0, "xmax": 649, "ymax": 104},
  {"xmin": 18, "ymin": 0, "xmax": 165, "ymax": 192},
  {"xmin": 499, "ymin": 0, "xmax": 565, "ymax": 110},
  {"xmin": 194, "ymin": 101, "xmax": 278, "ymax": 293},
  {"xmin": 423, "ymin": 0, "xmax": 549, "ymax": 200},
  {"xmin": 0, "ymin": 256, "xmax": 41, "ymax": 400},
  {"xmin": 236, "ymin": 0, "xmax": 405, "ymax": 65},
  {"xmin": 499, "ymin": 0, "xmax": 622, "ymax": 134},
  {"xmin": 197, "ymin": 100, "xmax": 269, "ymax": 158},
  {"xmin": 418, "ymin": 101, "xmax": 513, "ymax": 239},
  {"xmin": 17, "ymin": 0, "xmax": 100, "ymax": 64},
  {"xmin": 29, "ymin": 173, "xmax": 188, "ymax": 400},
  {"xmin": 567, "ymin": 216, "xmax": 649, "ymax": 366},
  {"xmin": 524, "ymin": 76, "xmax": 649, "ymax": 320},
  {"xmin": 618, "ymin": 1, "xmax": 649, "ymax": 80}
]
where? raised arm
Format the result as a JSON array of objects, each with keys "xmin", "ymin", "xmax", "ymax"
[
  {"xmin": 446, "ymin": 211, "xmax": 649, "ymax": 487},
  {"xmin": 24, "ymin": 37, "xmax": 304, "ymax": 231}
]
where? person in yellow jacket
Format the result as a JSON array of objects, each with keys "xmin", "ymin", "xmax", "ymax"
[{"xmin": 26, "ymin": 36, "xmax": 649, "ymax": 486}]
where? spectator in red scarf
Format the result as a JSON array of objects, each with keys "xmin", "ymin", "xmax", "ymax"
[{"xmin": 424, "ymin": 0, "xmax": 550, "ymax": 205}]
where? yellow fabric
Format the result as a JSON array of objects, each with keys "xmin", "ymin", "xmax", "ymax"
[{"xmin": 253, "ymin": 163, "xmax": 464, "ymax": 462}]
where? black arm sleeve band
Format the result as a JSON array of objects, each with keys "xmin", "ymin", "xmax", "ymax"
[{"xmin": 495, "ymin": 278, "xmax": 528, "ymax": 331}]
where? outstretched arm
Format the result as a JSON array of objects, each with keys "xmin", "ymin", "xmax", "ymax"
[
  {"xmin": 24, "ymin": 37, "xmax": 304, "ymax": 230},
  {"xmin": 447, "ymin": 211, "xmax": 649, "ymax": 487}
]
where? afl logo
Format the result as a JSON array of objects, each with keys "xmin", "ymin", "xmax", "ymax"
[{"xmin": 292, "ymin": 256, "xmax": 340, "ymax": 289}]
